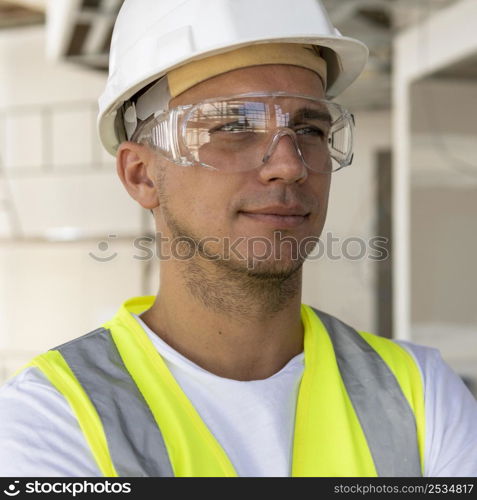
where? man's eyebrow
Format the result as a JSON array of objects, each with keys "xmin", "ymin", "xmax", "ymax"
[{"xmin": 293, "ymin": 107, "xmax": 332, "ymax": 123}]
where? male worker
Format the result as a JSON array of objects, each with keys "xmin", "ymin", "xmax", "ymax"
[{"xmin": 1, "ymin": 0, "xmax": 476, "ymax": 478}]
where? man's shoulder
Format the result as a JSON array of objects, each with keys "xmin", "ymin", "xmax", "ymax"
[
  {"xmin": 0, "ymin": 323, "xmax": 114, "ymax": 399},
  {"xmin": 1, "ymin": 363, "xmax": 57, "ymax": 398},
  {"xmin": 0, "ymin": 360, "xmax": 102, "ymax": 477},
  {"xmin": 0, "ymin": 363, "xmax": 73, "ymax": 441},
  {"xmin": 307, "ymin": 304, "xmax": 440, "ymax": 359},
  {"xmin": 304, "ymin": 305, "xmax": 441, "ymax": 399}
]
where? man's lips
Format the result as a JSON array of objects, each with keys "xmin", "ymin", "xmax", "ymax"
[
  {"xmin": 238, "ymin": 211, "xmax": 310, "ymax": 228},
  {"xmin": 241, "ymin": 205, "xmax": 310, "ymax": 217}
]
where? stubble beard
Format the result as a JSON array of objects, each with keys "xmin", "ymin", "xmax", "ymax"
[{"xmin": 157, "ymin": 196, "xmax": 305, "ymax": 320}]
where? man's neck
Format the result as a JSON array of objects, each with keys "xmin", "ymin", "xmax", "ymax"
[{"xmin": 140, "ymin": 259, "xmax": 305, "ymax": 381}]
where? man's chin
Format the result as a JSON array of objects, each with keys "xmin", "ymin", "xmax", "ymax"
[{"xmin": 213, "ymin": 255, "xmax": 304, "ymax": 281}]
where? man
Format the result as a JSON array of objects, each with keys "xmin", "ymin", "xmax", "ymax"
[{"xmin": 1, "ymin": 0, "xmax": 476, "ymax": 477}]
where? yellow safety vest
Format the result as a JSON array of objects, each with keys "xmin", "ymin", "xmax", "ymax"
[{"xmin": 22, "ymin": 296, "xmax": 425, "ymax": 477}]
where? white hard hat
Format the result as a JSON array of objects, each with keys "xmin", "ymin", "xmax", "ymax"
[{"xmin": 98, "ymin": 0, "xmax": 369, "ymax": 156}]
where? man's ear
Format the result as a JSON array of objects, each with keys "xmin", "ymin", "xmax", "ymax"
[{"xmin": 116, "ymin": 142, "xmax": 160, "ymax": 210}]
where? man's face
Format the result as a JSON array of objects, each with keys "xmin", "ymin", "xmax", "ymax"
[{"xmin": 152, "ymin": 64, "xmax": 331, "ymax": 278}]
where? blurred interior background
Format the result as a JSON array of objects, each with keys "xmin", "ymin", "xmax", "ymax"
[{"xmin": 0, "ymin": 0, "xmax": 475, "ymax": 396}]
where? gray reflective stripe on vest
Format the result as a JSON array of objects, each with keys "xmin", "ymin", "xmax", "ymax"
[
  {"xmin": 311, "ymin": 307, "xmax": 422, "ymax": 477},
  {"xmin": 53, "ymin": 310, "xmax": 422, "ymax": 477},
  {"xmin": 55, "ymin": 327, "xmax": 173, "ymax": 477}
]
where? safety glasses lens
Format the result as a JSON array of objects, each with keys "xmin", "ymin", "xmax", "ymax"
[{"xmin": 182, "ymin": 96, "xmax": 353, "ymax": 173}]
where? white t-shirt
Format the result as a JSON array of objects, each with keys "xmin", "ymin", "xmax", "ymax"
[{"xmin": 0, "ymin": 314, "xmax": 476, "ymax": 477}]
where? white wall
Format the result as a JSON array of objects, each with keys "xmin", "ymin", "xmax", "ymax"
[
  {"xmin": 410, "ymin": 79, "xmax": 477, "ymax": 188},
  {"xmin": 410, "ymin": 185, "xmax": 477, "ymax": 384},
  {"xmin": 0, "ymin": 26, "xmax": 142, "ymax": 239},
  {"xmin": 0, "ymin": 239, "xmax": 147, "ymax": 380},
  {"xmin": 407, "ymin": 78, "xmax": 477, "ymax": 386},
  {"xmin": 411, "ymin": 187, "xmax": 477, "ymax": 327},
  {"xmin": 392, "ymin": 0, "xmax": 477, "ymax": 353},
  {"xmin": 0, "ymin": 26, "xmax": 149, "ymax": 382},
  {"xmin": 0, "ymin": 26, "xmax": 104, "ymax": 108}
]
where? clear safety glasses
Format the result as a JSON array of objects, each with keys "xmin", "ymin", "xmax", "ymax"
[{"xmin": 130, "ymin": 92, "xmax": 355, "ymax": 174}]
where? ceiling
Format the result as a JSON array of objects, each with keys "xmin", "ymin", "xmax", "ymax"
[
  {"xmin": 322, "ymin": 0, "xmax": 461, "ymax": 109},
  {"xmin": 0, "ymin": 0, "xmax": 470, "ymax": 109},
  {"xmin": 0, "ymin": 0, "xmax": 44, "ymax": 28}
]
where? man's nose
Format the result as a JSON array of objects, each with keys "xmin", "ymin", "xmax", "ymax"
[{"xmin": 257, "ymin": 128, "xmax": 308, "ymax": 184}]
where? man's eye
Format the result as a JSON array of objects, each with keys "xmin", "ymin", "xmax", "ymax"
[
  {"xmin": 210, "ymin": 120, "xmax": 251, "ymax": 133},
  {"xmin": 295, "ymin": 125, "xmax": 326, "ymax": 137}
]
